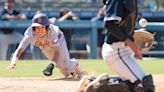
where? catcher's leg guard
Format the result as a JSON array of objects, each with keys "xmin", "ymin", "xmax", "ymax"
[
  {"xmin": 134, "ymin": 80, "xmax": 144, "ymax": 92},
  {"xmin": 43, "ymin": 63, "xmax": 54, "ymax": 76},
  {"xmin": 121, "ymin": 80, "xmax": 144, "ymax": 92},
  {"xmin": 142, "ymin": 74, "xmax": 155, "ymax": 92}
]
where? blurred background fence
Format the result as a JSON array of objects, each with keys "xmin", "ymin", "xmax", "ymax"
[
  {"xmin": 0, "ymin": 20, "xmax": 163, "ymax": 59},
  {"xmin": 0, "ymin": 0, "xmax": 164, "ymax": 59}
]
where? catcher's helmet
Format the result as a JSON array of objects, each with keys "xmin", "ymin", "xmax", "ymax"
[{"xmin": 31, "ymin": 13, "xmax": 50, "ymax": 27}]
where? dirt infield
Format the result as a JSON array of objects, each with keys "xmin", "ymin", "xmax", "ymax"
[{"xmin": 0, "ymin": 75, "xmax": 164, "ymax": 92}]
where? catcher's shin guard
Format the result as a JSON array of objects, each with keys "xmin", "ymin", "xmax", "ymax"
[
  {"xmin": 134, "ymin": 80, "xmax": 144, "ymax": 92},
  {"xmin": 142, "ymin": 74, "xmax": 155, "ymax": 92},
  {"xmin": 43, "ymin": 63, "xmax": 54, "ymax": 76},
  {"xmin": 124, "ymin": 80, "xmax": 144, "ymax": 92}
]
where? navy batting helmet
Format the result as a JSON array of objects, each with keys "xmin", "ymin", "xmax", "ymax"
[{"xmin": 31, "ymin": 13, "xmax": 50, "ymax": 27}]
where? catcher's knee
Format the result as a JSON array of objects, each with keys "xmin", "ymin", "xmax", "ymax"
[{"xmin": 142, "ymin": 74, "xmax": 155, "ymax": 92}]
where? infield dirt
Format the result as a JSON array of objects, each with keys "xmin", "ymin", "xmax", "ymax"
[{"xmin": 0, "ymin": 75, "xmax": 163, "ymax": 92}]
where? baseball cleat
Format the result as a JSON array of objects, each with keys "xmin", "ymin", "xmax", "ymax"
[{"xmin": 43, "ymin": 63, "xmax": 54, "ymax": 76}]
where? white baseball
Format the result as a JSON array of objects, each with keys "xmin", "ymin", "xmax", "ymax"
[{"xmin": 139, "ymin": 18, "xmax": 148, "ymax": 27}]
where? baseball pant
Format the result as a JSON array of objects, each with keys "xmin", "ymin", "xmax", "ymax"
[{"xmin": 102, "ymin": 42, "xmax": 146, "ymax": 83}]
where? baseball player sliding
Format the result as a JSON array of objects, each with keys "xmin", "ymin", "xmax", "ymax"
[{"xmin": 7, "ymin": 13, "xmax": 85, "ymax": 78}]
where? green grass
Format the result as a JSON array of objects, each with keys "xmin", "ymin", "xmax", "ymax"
[{"xmin": 0, "ymin": 59, "xmax": 164, "ymax": 77}]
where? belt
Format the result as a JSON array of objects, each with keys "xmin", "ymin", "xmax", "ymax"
[{"xmin": 109, "ymin": 42, "xmax": 127, "ymax": 48}]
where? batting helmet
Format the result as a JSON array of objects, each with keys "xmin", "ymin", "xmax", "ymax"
[{"xmin": 31, "ymin": 13, "xmax": 50, "ymax": 27}]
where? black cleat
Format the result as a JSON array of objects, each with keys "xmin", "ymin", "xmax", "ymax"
[{"xmin": 43, "ymin": 63, "xmax": 54, "ymax": 76}]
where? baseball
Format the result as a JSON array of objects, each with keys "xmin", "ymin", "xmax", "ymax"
[{"xmin": 139, "ymin": 18, "xmax": 148, "ymax": 27}]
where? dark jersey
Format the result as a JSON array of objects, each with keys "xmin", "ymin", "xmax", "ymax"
[
  {"xmin": 0, "ymin": 8, "xmax": 21, "ymax": 20},
  {"xmin": 0, "ymin": 8, "xmax": 21, "ymax": 34},
  {"xmin": 104, "ymin": 0, "xmax": 138, "ymax": 44}
]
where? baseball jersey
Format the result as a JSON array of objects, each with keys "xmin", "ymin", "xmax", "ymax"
[
  {"xmin": 103, "ymin": 0, "xmax": 137, "ymax": 44},
  {"xmin": 0, "ymin": 8, "xmax": 21, "ymax": 20},
  {"xmin": 18, "ymin": 24, "xmax": 64, "ymax": 60},
  {"xmin": 0, "ymin": 8, "xmax": 22, "ymax": 34}
]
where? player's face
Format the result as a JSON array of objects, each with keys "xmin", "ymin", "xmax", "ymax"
[
  {"xmin": 35, "ymin": 26, "xmax": 47, "ymax": 37},
  {"xmin": 5, "ymin": 1, "xmax": 15, "ymax": 9}
]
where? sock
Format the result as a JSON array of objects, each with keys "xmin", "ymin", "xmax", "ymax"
[{"xmin": 51, "ymin": 61, "xmax": 56, "ymax": 67}]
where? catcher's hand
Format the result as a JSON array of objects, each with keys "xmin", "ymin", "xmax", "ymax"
[
  {"xmin": 134, "ymin": 28, "xmax": 155, "ymax": 53},
  {"xmin": 7, "ymin": 63, "xmax": 16, "ymax": 70}
]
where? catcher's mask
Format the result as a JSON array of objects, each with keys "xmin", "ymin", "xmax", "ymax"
[{"xmin": 31, "ymin": 13, "xmax": 50, "ymax": 31}]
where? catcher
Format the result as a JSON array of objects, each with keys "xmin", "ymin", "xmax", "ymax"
[
  {"xmin": 7, "ymin": 13, "xmax": 85, "ymax": 78},
  {"xmin": 100, "ymin": 0, "xmax": 155, "ymax": 91},
  {"xmin": 77, "ymin": 18, "xmax": 155, "ymax": 92}
]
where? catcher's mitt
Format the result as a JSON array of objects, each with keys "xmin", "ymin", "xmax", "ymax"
[{"xmin": 133, "ymin": 28, "xmax": 155, "ymax": 53}]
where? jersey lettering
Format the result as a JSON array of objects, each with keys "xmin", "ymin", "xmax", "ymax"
[{"xmin": 34, "ymin": 39, "xmax": 54, "ymax": 48}]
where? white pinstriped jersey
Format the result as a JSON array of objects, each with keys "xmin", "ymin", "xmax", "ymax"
[{"xmin": 18, "ymin": 24, "xmax": 64, "ymax": 60}]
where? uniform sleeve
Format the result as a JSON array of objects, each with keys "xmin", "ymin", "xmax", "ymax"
[
  {"xmin": 51, "ymin": 24, "xmax": 64, "ymax": 39},
  {"xmin": 0, "ymin": 9, "xmax": 8, "ymax": 20},
  {"xmin": 17, "ymin": 28, "xmax": 32, "ymax": 49},
  {"xmin": 123, "ymin": 0, "xmax": 136, "ymax": 12},
  {"xmin": 17, "ymin": 36, "xmax": 31, "ymax": 49},
  {"xmin": 50, "ymin": 26, "xmax": 61, "ymax": 47}
]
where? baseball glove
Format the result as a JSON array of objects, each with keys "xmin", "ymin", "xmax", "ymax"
[{"xmin": 133, "ymin": 28, "xmax": 155, "ymax": 53}]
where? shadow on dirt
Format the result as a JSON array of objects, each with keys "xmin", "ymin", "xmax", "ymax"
[{"xmin": 47, "ymin": 77, "xmax": 81, "ymax": 81}]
